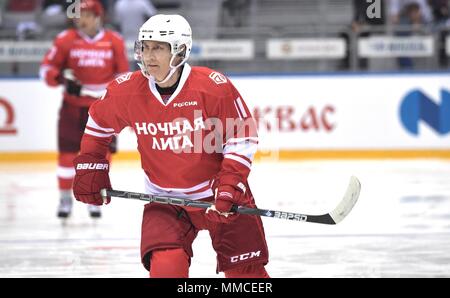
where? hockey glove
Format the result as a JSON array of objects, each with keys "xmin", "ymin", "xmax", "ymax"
[
  {"xmin": 205, "ymin": 175, "xmax": 247, "ymax": 224},
  {"xmin": 73, "ymin": 154, "xmax": 111, "ymax": 206},
  {"xmin": 45, "ymin": 68, "xmax": 62, "ymax": 87},
  {"xmin": 65, "ymin": 78, "xmax": 82, "ymax": 96},
  {"xmin": 62, "ymin": 69, "xmax": 82, "ymax": 96}
]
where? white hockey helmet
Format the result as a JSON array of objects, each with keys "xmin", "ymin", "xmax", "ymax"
[{"xmin": 135, "ymin": 14, "xmax": 192, "ymax": 83}]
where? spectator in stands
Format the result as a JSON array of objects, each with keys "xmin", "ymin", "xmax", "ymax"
[
  {"xmin": 427, "ymin": 0, "xmax": 450, "ymax": 67},
  {"xmin": 396, "ymin": 2, "xmax": 426, "ymax": 69},
  {"xmin": 221, "ymin": 0, "xmax": 250, "ymax": 27},
  {"xmin": 2, "ymin": 0, "xmax": 41, "ymax": 39},
  {"xmin": 40, "ymin": 0, "xmax": 70, "ymax": 31},
  {"xmin": 428, "ymin": 0, "xmax": 450, "ymax": 26},
  {"xmin": 16, "ymin": 21, "xmax": 42, "ymax": 40},
  {"xmin": 388, "ymin": 0, "xmax": 432, "ymax": 24},
  {"xmin": 398, "ymin": 2, "xmax": 426, "ymax": 29},
  {"xmin": 114, "ymin": 0, "xmax": 157, "ymax": 41},
  {"xmin": 114, "ymin": 0, "xmax": 156, "ymax": 70},
  {"xmin": 347, "ymin": 0, "xmax": 386, "ymax": 70},
  {"xmin": 340, "ymin": 0, "xmax": 386, "ymax": 70}
]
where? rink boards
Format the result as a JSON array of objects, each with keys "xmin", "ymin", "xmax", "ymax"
[{"xmin": 0, "ymin": 73, "xmax": 449, "ymax": 161}]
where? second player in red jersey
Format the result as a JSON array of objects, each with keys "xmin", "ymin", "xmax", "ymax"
[
  {"xmin": 40, "ymin": 0, "xmax": 129, "ymax": 218},
  {"xmin": 72, "ymin": 14, "xmax": 270, "ymax": 277}
]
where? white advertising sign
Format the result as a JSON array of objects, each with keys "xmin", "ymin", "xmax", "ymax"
[
  {"xmin": 0, "ymin": 41, "xmax": 52, "ymax": 62},
  {"xmin": 0, "ymin": 80, "xmax": 62, "ymax": 151},
  {"xmin": 0, "ymin": 40, "xmax": 254, "ymax": 62},
  {"xmin": 234, "ymin": 74, "xmax": 450, "ymax": 150},
  {"xmin": 1, "ymin": 74, "xmax": 449, "ymax": 152},
  {"xmin": 445, "ymin": 35, "xmax": 450, "ymax": 56},
  {"xmin": 358, "ymin": 36, "xmax": 434, "ymax": 57},
  {"xmin": 190, "ymin": 40, "xmax": 254, "ymax": 60},
  {"xmin": 267, "ymin": 38, "xmax": 346, "ymax": 59}
]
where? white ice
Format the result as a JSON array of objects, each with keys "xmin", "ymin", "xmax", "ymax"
[{"xmin": 1, "ymin": 159, "xmax": 449, "ymax": 277}]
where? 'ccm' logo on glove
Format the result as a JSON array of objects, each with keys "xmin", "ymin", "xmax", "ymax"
[{"xmin": 76, "ymin": 163, "xmax": 109, "ymax": 170}]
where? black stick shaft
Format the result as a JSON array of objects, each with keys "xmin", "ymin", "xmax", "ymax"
[{"xmin": 102, "ymin": 189, "xmax": 338, "ymax": 225}]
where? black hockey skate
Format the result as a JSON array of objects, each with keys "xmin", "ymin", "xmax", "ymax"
[
  {"xmin": 88, "ymin": 204, "xmax": 101, "ymax": 218},
  {"xmin": 57, "ymin": 196, "xmax": 73, "ymax": 218}
]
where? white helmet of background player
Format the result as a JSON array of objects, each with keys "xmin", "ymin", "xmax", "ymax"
[{"xmin": 135, "ymin": 14, "xmax": 192, "ymax": 84}]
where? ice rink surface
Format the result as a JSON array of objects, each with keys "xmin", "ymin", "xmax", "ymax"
[{"xmin": 1, "ymin": 159, "xmax": 449, "ymax": 277}]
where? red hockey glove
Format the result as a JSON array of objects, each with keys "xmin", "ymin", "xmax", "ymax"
[
  {"xmin": 205, "ymin": 175, "xmax": 247, "ymax": 224},
  {"xmin": 45, "ymin": 68, "xmax": 62, "ymax": 87},
  {"xmin": 73, "ymin": 154, "xmax": 111, "ymax": 206}
]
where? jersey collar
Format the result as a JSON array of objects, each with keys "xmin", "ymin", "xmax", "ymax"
[
  {"xmin": 77, "ymin": 29, "xmax": 105, "ymax": 44},
  {"xmin": 148, "ymin": 63, "xmax": 192, "ymax": 107}
]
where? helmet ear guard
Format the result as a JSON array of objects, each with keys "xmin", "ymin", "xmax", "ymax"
[{"xmin": 176, "ymin": 45, "xmax": 187, "ymax": 58}]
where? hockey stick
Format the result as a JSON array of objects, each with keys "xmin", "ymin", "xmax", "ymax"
[{"xmin": 100, "ymin": 176, "xmax": 360, "ymax": 225}]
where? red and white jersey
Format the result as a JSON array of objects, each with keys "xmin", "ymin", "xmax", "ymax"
[
  {"xmin": 82, "ymin": 64, "xmax": 258, "ymax": 200},
  {"xmin": 40, "ymin": 28, "xmax": 129, "ymax": 107}
]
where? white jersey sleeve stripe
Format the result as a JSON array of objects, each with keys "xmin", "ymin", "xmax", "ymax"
[
  {"xmin": 85, "ymin": 128, "xmax": 115, "ymax": 138},
  {"xmin": 83, "ymin": 83, "xmax": 109, "ymax": 91},
  {"xmin": 225, "ymin": 137, "xmax": 258, "ymax": 145},
  {"xmin": 223, "ymin": 142, "xmax": 257, "ymax": 161},
  {"xmin": 146, "ymin": 178, "xmax": 211, "ymax": 193},
  {"xmin": 144, "ymin": 176, "xmax": 214, "ymax": 200},
  {"xmin": 235, "ymin": 97, "xmax": 248, "ymax": 118},
  {"xmin": 224, "ymin": 154, "xmax": 252, "ymax": 169},
  {"xmin": 56, "ymin": 166, "xmax": 75, "ymax": 178},
  {"xmin": 145, "ymin": 182, "xmax": 213, "ymax": 200},
  {"xmin": 233, "ymin": 100, "xmax": 243, "ymax": 120},
  {"xmin": 87, "ymin": 115, "xmax": 115, "ymax": 133},
  {"xmin": 39, "ymin": 65, "xmax": 52, "ymax": 81}
]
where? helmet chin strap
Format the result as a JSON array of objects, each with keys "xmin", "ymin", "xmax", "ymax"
[{"xmin": 139, "ymin": 54, "xmax": 187, "ymax": 85}]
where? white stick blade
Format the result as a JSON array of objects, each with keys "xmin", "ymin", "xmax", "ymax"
[{"xmin": 329, "ymin": 176, "xmax": 361, "ymax": 224}]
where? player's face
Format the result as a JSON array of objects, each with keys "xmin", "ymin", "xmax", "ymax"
[
  {"xmin": 141, "ymin": 41, "xmax": 173, "ymax": 81},
  {"xmin": 74, "ymin": 11, "xmax": 99, "ymax": 37}
]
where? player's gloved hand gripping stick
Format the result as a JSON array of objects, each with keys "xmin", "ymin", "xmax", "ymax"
[
  {"xmin": 100, "ymin": 176, "xmax": 361, "ymax": 225},
  {"xmin": 63, "ymin": 69, "xmax": 106, "ymax": 98}
]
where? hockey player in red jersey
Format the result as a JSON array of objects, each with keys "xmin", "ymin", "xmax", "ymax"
[
  {"xmin": 72, "ymin": 14, "xmax": 270, "ymax": 277},
  {"xmin": 40, "ymin": 0, "xmax": 129, "ymax": 218}
]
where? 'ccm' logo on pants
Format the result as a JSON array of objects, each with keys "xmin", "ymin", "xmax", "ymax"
[{"xmin": 230, "ymin": 250, "xmax": 261, "ymax": 263}]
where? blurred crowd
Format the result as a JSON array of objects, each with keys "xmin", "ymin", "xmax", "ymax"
[
  {"xmin": 0, "ymin": 0, "xmax": 158, "ymax": 40},
  {"xmin": 349, "ymin": 0, "xmax": 450, "ymax": 69},
  {"xmin": 1, "ymin": 1, "xmax": 448, "ymax": 40},
  {"xmin": 352, "ymin": 0, "xmax": 449, "ymax": 31}
]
